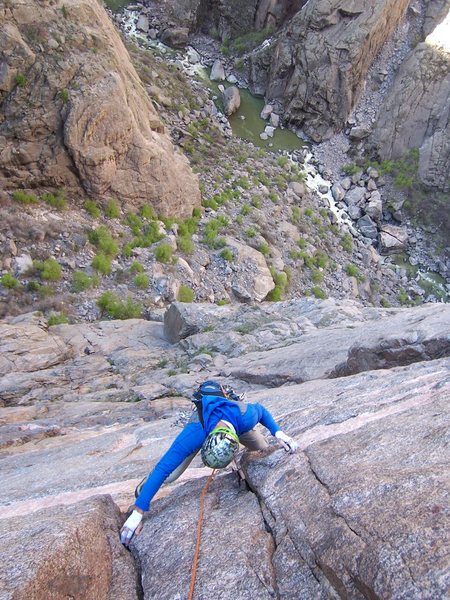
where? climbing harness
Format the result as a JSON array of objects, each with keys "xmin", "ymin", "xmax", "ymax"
[{"xmin": 188, "ymin": 469, "xmax": 217, "ymax": 600}]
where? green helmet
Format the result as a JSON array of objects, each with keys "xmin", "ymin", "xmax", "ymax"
[{"xmin": 201, "ymin": 426, "xmax": 239, "ymax": 469}]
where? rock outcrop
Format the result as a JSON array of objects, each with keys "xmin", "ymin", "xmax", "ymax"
[
  {"xmin": 1, "ymin": 497, "xmax": 140, "ymax": 600},
  {"xmin": 370, "ymin": 18, "xmax": 450, "ymax": 191},
  {"xmin": 0, "ymin": 0, "xmax": 200, "ymax": 216},
  {"xmin": 265, "ymin": 0, "xmax": 410, "ymax": 141}
]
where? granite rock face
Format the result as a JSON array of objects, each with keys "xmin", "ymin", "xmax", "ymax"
[
  {"xmin": 130, "ymin": 358, "xmax": 450, "ymax": 599},
  {"xmin": 0, "ymin": 0, "xmax": 200, "ymax": 216},
  {"xmin": 370, "ymin": 26, "xmax": 450, "ymax": 191},
  {"xmin": 266, "ymin": 0, "xmax": 410, "ymax": 141},
  {"xmin": 1, "ymin": 302, "xmax": 449, "ymax": 599}
]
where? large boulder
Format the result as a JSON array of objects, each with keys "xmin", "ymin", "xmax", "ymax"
[
  {"xmin": 0, "ymin": 0, "xmax": 200, "ymax": 216},
  {"xmin": 378, "ymin": 224, "xmax": 408, "ymax": 255},
  {"xmin": 0, "ymin": 496, "xmax": 140, "ymax": 600},
  {"xmin": 224, "ymin": 236, "xmax": 275, "ymax": 302},
  {"xmin": 222, "ymin": 85, "xmax": 241, "ymax": 116},
  {"xmin": 266, "ymin": 0, "xmax": 410, "ymax": 141},
  {"xmin": 370, "ymin": 23, "xmax": 450, "ymax": 191}
]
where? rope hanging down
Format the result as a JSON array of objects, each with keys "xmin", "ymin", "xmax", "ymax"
[{"xmin": 188, "ymin": 469, "xmax": 217, "ymax": 600}]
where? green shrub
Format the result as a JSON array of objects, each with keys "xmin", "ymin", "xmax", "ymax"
[
  {"xmin": 380, "ymin": 297, "xmax": 391, "ymax": 308},
  {"xmin": 398, "ymin": 288, "xmax": 409, "ymax": 305},
  {"xmin": 122, "ymin": 243, "xmax": 133, "ymax": 258},
  {"xmin": 216, "ymin": 298, "xmax": 229, "ymax": 306},
  {"xmin": 314, "ymin": 251, "xmax": 328, "ymax": 269},
  {"xmin": 12, "ymin": 190, "xmax": 38, "ymax": 205},
  {"xmin": 277, "ymin": 156, "xmax": 289, "ymax": 167},
  {"xmin": 203, "ymin": 217, "xmax": 227, "ymax": 248},
  {"xmin": 192, "ymin": 207, "xmax": 202, "ymax": 218},
  {"xmin": 92, "ymin": 253, "xmax": 112, "ymax": 275},
  {"xmin": 84, "ymin": 200, "xmax": 101, "ymax": 218},
  {"xmin": 97, "ymin": 291, "xmax": 142, "ymax": 319},
  {"xmin": 297, "ymin": 238, "xmax": 307, "ymax": 249},
  {"xmin": 291, "ymin": 206, "xmax": 301, "ymax": 223},
  {"xmin": 341, "ymin": 233, "xmax": 353, "ymax": 253},
  {"xmin": 311, "ymin": 270, "xmax": 324, "ymax": 284},
  {"xmin": 105, "ymin": 199, "xmax": 120, "ymax": 218},
  {"xmin": 178, "ymin": 285, "xmax": 194, "ymax": 303},
  {"xmin": 241, "ymin": 203, "xmax": 252, "ymax": 216},
  {"xmin": 1, "ymin": 273, "xmax": 19, "ymax": 288},
  {"xmin": 342, "ymin": 163, "xmax": 360, "ymax": 176},
  {"xmin": 269, "ymin": 192, "xmax": 278, "ymax": 203},
  {"xmin": 258, "ymin": 242, "xmax": 270, "ymax": 256},
  {"xmin": 267, "ymin": 286, "xmax": 283, "ymax": 301},
  {"xmin": 345, "ymin": 263, "xmax": 365, "ymax": 282},
  {"xmin": 245, "ymin": 227, "xmax": 256, "ymax": 238},
  {"xmin": 220, "ymin": 248, "xmax": 234, "ymax": 262},
  {"xmin": 134, "ymin": 273, "xmax": 149, "ymax": 289},
  {"xmin": 36, "ymin": 258, "xmax": 62, "ymax": 281},
  {"xmin": 155, "ymin": 243, "xmax": 173, "ymax": 263},
  {"xmin": 48, "ymin": 312, "xmax": 69, "ymax": 326},
  {"xmin": 72, "ymin": 271, "xmax": 99, "ymax": 292},
  {"xmin": 177, "ymin": 235, "xmax": 194, "ymax": 254},
  {"xmin": 234, "ymin": 177, "xmax": 250, "ymax": 190},
  {"xmin": 130, "ymin": 261, "xmax": 144, "ymax": 274},
  {"xmin": 126, "ymin": 213, "xmax": 143, "ymax": 236},
  {"xmin": 15, "ymin": 73, "xmax": 27, "ymax": 87},
  {"xmin": 41, "ymin": 191, "xmax": 66, "ymax": 210},
  {"xmin": 59, "ymin": 88, "xmax": 69, "ymax": 103},
  {"xmin": 139, "ymin": 205, "xmax": 155, "ymax": 220},
  {"xmin": 88, "ymin": 226, "xmax": 118, "ymax": 257},
  {"xmin": 250, "ymin": 196, "xmax": 261, "ymax": 208},
  {"xmin": 311, "ymin": 286, "xmax": 327, "ymax": 299},
  {"xmin": 304, "ymin": 208, "xmax": 313, "ymax": 217}
]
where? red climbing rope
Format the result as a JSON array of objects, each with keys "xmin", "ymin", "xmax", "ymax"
[{"xmin": 188, "ymin": 469, "xmax": 216, "ymax": 600}]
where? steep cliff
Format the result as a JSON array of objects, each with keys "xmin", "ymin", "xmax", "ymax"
[
  {"xmin": 0, "ymin": 0, "xmax": 200, "ymax": 216},
  {"xmin": 265, "ymin": 0, "xmax": 410, "ymax": 141},
  {"xmin": 370, "ymin": 14, "xmax": 450, "ymax": 191}
]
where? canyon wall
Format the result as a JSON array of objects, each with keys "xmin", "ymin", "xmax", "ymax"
[{"xmin": 0, "ymin": 0, "xmax": 200, "ymax": 216}]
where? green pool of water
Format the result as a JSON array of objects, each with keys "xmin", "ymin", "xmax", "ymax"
[
  {"xmin": 103, "ymin": 0, "xmax": 129, "ymax": 12},
  {"xmin": 392, "ymin": 255, "xmax": 449, "ymax": 301},
  {"xmin": 198, "ymin": 69, "xmax": 304, "ymax": 151}
]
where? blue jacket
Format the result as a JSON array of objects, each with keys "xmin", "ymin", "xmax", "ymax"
[{"xmin": 135, "ymin": 395, "xmax": 280, "ymax": 511}]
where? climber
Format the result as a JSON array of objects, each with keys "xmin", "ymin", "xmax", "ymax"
[{"xmin": 120, "ymin": 380, "xmax": 298, "ymax": 545}]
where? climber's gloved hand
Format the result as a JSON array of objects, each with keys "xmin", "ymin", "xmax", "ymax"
[
  {"xmin": 275, "ymin": 430, "xmax": 298, "ymax": 454},
  {"xmin": 120, "ymin": 509, "xmax": 143, "ymax": 546}
]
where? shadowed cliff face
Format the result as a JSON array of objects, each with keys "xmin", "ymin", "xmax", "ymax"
[
  {"xmin": 0, "ymin": 300, "xmax": 449, "ymax": 598},
  {"xmin": 0, "ymin": 0, "xmax": 200, "ymax": 216},
  {"xmin": 265, "ymin": 0, "xmax": 410, "ymax": 141},
  {"xmin": 370, "ymin": 18, "xmax": 450, "ymax": 191}
]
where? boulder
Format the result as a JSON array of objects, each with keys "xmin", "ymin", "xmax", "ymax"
[
  {"xmin": 222, "ymin": 86, "xmax": 241, "ymax": 116},
  {"xmin": 266, "ymin": 0, "xmax": 410, "ymax": 140},
  {"xmin": 0, "ymin": 497, "xmax": 140, "ymax": 600},
  {"xmin": 160, "ymin": 27, "xmax": 189, "ymax": 48},
  {"xmin": 331, "ymin": 182, "xmax": 345, "ymax": 202},
  {"xmin": 210, "ymin": 59, "xmax": 225, "ymax": 81},
  {"xmin": 357, "ymin": 214, "xmax": 378, "ymax": 239},
  {"xmin": 224, "ymin": 236, "xmax": 275, "ymax": 302},
  {"xmin": 260, "ymin": 104, "xmax": 274, "ymax": 119},
  {"xmin": 136, "ymin": 14, "xmax": 149, "ymax": 33},
  {"xmin": 379, "ymin": 224, "xmax": 408, "ymax": 254},
  {"xmin": 269, "ymin": 112, "xmax": 280, "ymax": 127},
  {"xmin": 364, "ymin": 190, "xmax": 383, "ymax": 222},
  {"xmin": 349, "ymin": 125, "xmax": 371, "ymax": 140},
  {"xmin": 344, "ymin": 186, "xmax": 366, "ymax": 206}
]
